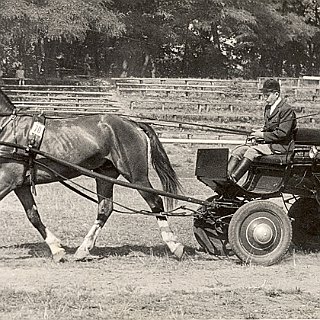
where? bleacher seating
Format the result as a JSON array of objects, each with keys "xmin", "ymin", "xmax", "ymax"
[{"xmin": 0, "ymin": 84, "xmax": 122, "ymax": 115}]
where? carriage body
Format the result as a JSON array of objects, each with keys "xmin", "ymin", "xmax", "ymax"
[{"xmin": 194, "ymin": 128, "xmax": 320, "ymax": 266}]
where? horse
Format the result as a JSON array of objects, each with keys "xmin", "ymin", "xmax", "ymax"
[{"xmin": 0, "ymin": 88, "xmax": 184, "ymax": 261}]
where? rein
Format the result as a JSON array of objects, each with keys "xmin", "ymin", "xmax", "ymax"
[{"xmin": 125, "ymin": 112, "xmax": 320, "ymax": 136}]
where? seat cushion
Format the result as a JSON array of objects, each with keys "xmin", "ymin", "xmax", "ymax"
[
  {"xmin": 295, "ymin": 128, "xmax": 320, "ymax": 146},
  {"xmin": 253, "ymin": 154, "xmax": 292, "ymax": 165}
]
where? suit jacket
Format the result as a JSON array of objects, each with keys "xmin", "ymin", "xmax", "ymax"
[{"xmin": 262, "ymin": 99, "xmax": 297, "ymax": 154}]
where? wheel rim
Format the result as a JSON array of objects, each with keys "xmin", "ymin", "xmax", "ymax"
[{"xmin": 239, "ymin": 211, "xmax": 283, "ymax": 256}]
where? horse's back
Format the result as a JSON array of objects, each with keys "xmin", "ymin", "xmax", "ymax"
[{"xmin": 40, "ymin": 114, "xmax": 146, "ymax": 168}]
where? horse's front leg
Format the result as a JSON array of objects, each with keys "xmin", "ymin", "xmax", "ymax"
[
  {"xmin": 14, "ymin": 186, "xmax": 66, "ymax": 262},
  {"xmin": 74, "ymin": 167, "xmax": 118, "ymax": 261},
  {"xmin": 74, "ymin": 197, "xmax": 113, "ymax": 261}
]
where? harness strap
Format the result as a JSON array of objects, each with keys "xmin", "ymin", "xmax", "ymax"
[
  {"xmin": 26, "ymin": 115, "xmax": 46, "ymax": 195},
  {"xmin": 0, "ymin": 112, "xmax": 16, "ymax": 132}
]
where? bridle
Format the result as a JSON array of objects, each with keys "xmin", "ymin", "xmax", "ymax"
[{"xmin": 0, "ymin": 110, "xmax": 17, "ymax": 132}]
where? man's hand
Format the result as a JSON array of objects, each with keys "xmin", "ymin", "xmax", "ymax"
[
  {"xmin": 247, "ymin": 129, "xmax": 264, "ymax": 144},
  {"xmin": 251, "ymin": 129, "xmax": 264, "ymax": 139}
]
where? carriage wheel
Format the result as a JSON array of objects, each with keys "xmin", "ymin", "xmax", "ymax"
[
  {"xmin": 288, "ymin": 198, "xmax": 320, "ymax": 251},
  {"xmin": 228, "ymin": 200, "xmax": 292, "ymax": 266},
  {"xmin": 193, "ymin": 196, "xmax": 235, "ymax": 256}
]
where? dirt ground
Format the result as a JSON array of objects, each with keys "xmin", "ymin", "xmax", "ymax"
[{"xmin": 0, "ymin": 144, "xmax": 320, "ymax": 319}]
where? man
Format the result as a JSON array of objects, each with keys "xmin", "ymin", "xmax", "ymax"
[{"xmin": 228, "ymin": 79, "xmax": 297, "ymax": 183}]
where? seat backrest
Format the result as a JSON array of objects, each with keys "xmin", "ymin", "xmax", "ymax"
[{"xmin": 294, "ymin": 128, "xmax": 320, "ymax": 146}]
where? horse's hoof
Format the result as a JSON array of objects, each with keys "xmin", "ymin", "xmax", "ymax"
[
  {"xmin": 74, "ymin": 249, "xmax": 89, "ymax": 261},
  {"xmin": 173, "ymin": 243, "xmax": 185, "ymax": 260},
  {"xmin": 52, "ymin": 249, "xmax": 66, "ymax": 263}
]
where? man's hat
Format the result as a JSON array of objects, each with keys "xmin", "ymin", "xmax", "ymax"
[{"xmin": 261, "ymin": 79, "xmax": 280, "ymax": 93}]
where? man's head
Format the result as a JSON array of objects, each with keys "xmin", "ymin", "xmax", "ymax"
[{"xmin": 262, "ymin": 79, "xmax": 280, "ymax": 105}]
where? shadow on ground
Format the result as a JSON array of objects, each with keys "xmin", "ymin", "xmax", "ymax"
[{"xmin": 0, "ymin": 242, "xmax": 201, "ymax": 260}]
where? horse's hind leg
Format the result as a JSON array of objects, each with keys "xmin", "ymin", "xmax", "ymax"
[
  {"xmin": 14, "ymin": 186, "xmax": 66, "ymax": 262},
  {"xmin": 129, "ymin": 176, "xmax": 184, "ymax": 259},
  {"xmin": 156, "ymin": 215, "xmax": 184, "ymax": 259},
  {"xmin": 74, "ymin": 165, "xmax": 119, "ymax": 261}
]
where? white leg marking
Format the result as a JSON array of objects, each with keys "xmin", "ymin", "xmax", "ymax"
[
  {"xmin": 74, "ymin": 221, "xmax": 101, "ymax": 260},
  {"xmin": 157, "ymin": 218, "xmax": 184, "ymax": 259},
  {"xmin": 45, "ymin": 228, "xmax": 66, "ymax": 262}
]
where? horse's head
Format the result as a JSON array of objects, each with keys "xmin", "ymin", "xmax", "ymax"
[{"xmin": 0, "ymin": 88, "xmax": 16, "ymax": 113}]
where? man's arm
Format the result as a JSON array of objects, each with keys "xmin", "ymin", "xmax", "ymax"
[{"xmin": 263, "ymin": 107, "xmax": 296, "ymax": 143}]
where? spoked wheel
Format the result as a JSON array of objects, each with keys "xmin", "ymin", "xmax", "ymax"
[
  {"xmin": 193, "ymin": 196, "xmax": 236, "ymax": 256},
  {"xmin": 228, "ymin": 200, "xmax": 292, "ymax": 266},
  {"xmin": 288, "ymin": 198, "xmax": 320, "ymax": 251}
]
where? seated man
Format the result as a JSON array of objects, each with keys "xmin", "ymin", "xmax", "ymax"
[{"xmin": 228, "ymin": 79, "xmax": 297, "ymax": 183}]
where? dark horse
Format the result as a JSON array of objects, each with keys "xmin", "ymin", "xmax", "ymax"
[{"xmin": 0, "ymin": 88, "xmax": 184, "ymax": 261}]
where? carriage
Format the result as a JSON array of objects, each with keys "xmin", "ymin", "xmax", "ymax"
[{"xmin": 194, "ymin": 127, "xmax": 320, "ymax": 265}]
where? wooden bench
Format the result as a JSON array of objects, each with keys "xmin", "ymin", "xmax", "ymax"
[
  {"xmin": 118, "ymin": 87, "xmax": 263, "ymax": 98},
  {"xmin": 8, "ymin": 95, "xmax": 114, "ymax": 101},
  {"xmin": 112, "ymin": 77, "xmax": 259, "ymax": 87},
  {"xmin": 12, "ymin": 100, "xmax": 121, "ymax": 107},
  {"xmin": 3, "ymin": 89, "xmax": 113, "ymax": 96},
  {"xmin": 2, "ymin": 84, "xmax": 112, "ymax": 91},
  {"xmin": 291, "ymin": 87, "xmax": 320, "ymax": 101},
  {"xmin": 116, "ymin": 82, "xmax": 229, "ymax": 90},
  {"xmin": 15, "ymin": 104, "xmax": 120, "ymax": 114},
  {"xmin": 0, "ymin": 85, "xmax": 121, "ymax": 114},
  {"xmin": 129, "ymin": 99, "xmax": 264, "ymax": 113}
]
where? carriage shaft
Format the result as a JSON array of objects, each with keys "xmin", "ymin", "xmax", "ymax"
[{"xmin": 0, "ymin": 141, "xmax": 213, "ymax": 207}]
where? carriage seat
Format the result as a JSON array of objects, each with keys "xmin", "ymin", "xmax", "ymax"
[
  {"xmin": 253, "ymin": 127, "xmax": 320, "ymax": 165},
  {"xmin": 294, "ymin": 127, "xmax": 320, "ymax": 146},
  {"xmin": 253, "ymin": 153, "xmax": 292, "ymax": 165}
]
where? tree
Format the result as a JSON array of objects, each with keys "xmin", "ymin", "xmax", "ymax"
[{"xmin": 0, "ymin": 0, "xmax": 125, "ymax": 77}]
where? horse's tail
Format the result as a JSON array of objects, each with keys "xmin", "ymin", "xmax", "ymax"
[{"xmin": 137, "ymin": 122, "xmax": 182, "ymax": 210}]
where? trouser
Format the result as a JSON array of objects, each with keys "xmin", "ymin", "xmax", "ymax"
[
  {"xmin": 230, "ymin": 144, "xmax": 273, "ymax": 161},
  {"xmin": 228, "ymin": 144, "xmax": 273, "ymax": 182}
]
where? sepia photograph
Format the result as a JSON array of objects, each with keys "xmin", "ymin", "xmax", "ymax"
[{"xmin": 0, "ymin": 0, "xmax": 320, "ymax": 319}]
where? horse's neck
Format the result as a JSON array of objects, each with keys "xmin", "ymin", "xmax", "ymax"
[{"xmin": 0, "ymin": 89, "xmax": 15, "ymax": 113}]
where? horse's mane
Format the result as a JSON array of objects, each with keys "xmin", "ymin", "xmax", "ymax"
[{"xmin": 0, "ymin": 88, "xmax": 16, "ymax": 111}]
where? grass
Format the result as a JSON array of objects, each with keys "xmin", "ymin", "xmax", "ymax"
[
  {"xmin": 0, "ymin": 283, "xmax": 319, "ymax": 320},
  {"xmin": 0, "ymin": 145, "xmax": 320, "ymax": 319}
]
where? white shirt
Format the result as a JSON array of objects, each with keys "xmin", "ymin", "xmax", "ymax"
[{"xmin": 269, "ymin": 97, "xmax": 282, "ymax": 116}]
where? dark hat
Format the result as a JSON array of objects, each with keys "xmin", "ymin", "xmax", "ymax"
[{"xmin": 261, "ymin": 79, "xmax": 280, "ymax": 93}]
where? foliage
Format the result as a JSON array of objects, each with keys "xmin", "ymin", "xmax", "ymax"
[
  {"xmin": 0, "ymin": 0, "xmax": 124, "ymax": 77},
  {"xmin": 0, "ymin": 0, "xmax": 319, "ymax": 78}
]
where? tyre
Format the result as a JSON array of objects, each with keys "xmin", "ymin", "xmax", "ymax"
[
  {"xmin": 193, "ymin": 196, "xmax": 235, "ymax": 256},
  {"xmin": 228, "ymin": 200, "xmax": 292, "ymax": 266},
  {"xmin": 288, "ymin": 198, "xmax": 320, "ymax": 251}
]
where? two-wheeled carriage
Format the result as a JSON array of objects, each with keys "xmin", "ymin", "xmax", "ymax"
[{"xmin": 194, "ymin": 128, "xmax": 320, "ymax": 265}]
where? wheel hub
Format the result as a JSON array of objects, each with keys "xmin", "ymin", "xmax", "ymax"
[
  {"xmin": 245, "ymin": 216, "xmax": 277, "ymax": 251},
  {"xmin": 252, "ymin": 223, "xmax": 273, "ymax": 244}
]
